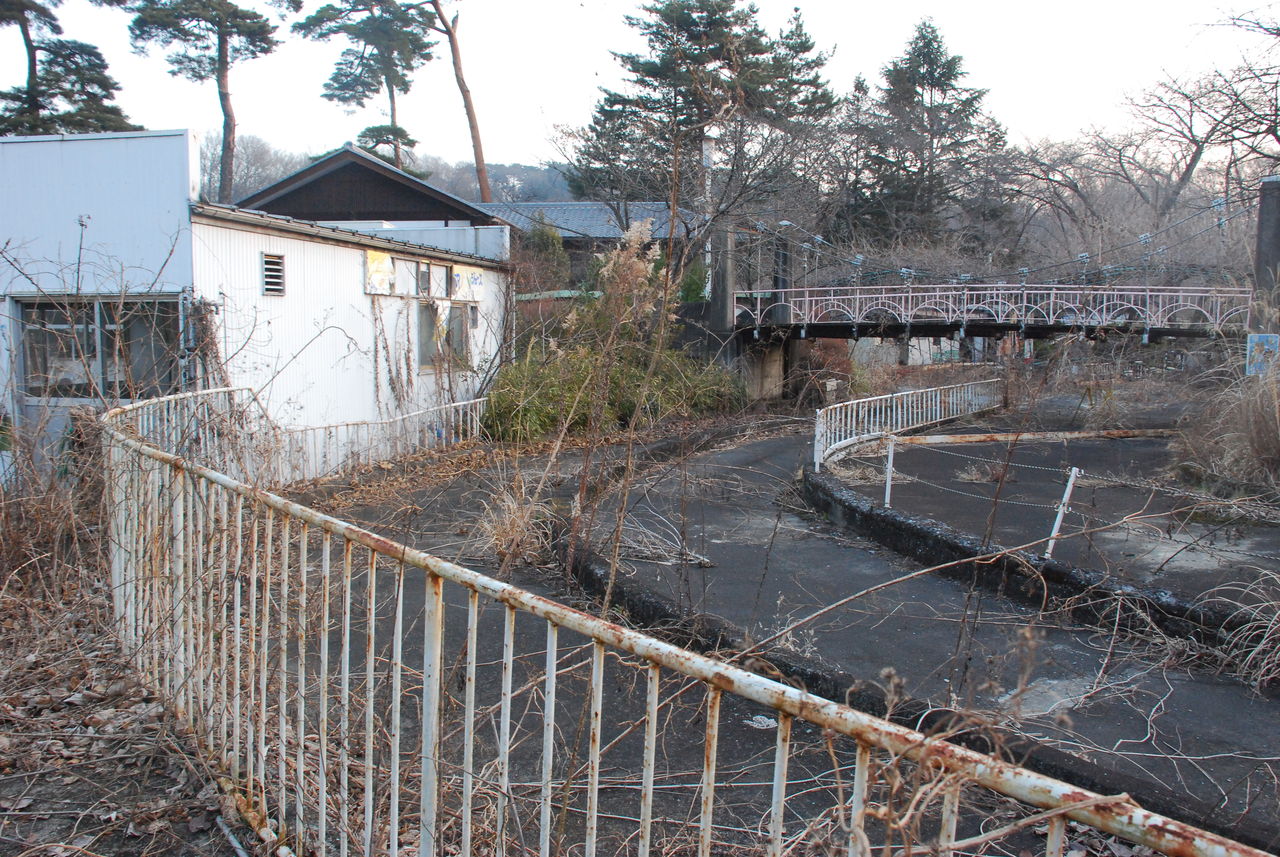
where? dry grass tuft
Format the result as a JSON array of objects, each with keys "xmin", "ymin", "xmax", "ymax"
[
  {"xmin": 1176, "ymin": 366, "xmax": 1280, "ymax": 491},
  {"xmin": 1199, "ymin": 569, "xmax": 1280, "ymax": 690},
  {"xmin": 955, "ymin": 461, "xmax": 1015, "ymax": 483},
  {"xmin": 474, "ymin": 470, "xmax": 555, "ymax": 567}
]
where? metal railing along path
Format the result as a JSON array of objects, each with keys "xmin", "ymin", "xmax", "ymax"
[
  {"xmin": 737, "ymin": 283, "xmax": 1253, "ymax": 332},
  {"xmin": 100, "ymin": 388, "xmax": 1267, "ymax": 857},
  {"xmin": 814, "ymin": 379, "xmax": 1003, "ymax": 470},
  {"xmin": 275, "ymin": 397, "xmax": 485, "ymax": 480},
  {"xmin": 114, "ymin": 388, "xmax": 486, "ymax": 483}
]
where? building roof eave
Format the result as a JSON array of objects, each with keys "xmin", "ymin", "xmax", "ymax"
[{"xmin": 191, "ymin": 203, "xmax": 509, "ymax": 270}]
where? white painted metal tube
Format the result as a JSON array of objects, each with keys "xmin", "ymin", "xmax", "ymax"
[
  {"xmin": 539, "ymin": 621, "xmax": 558, "ymax": 857},
  {"xmin": 584, "ymin": 640, "xmax": 605, "ymax": 857},
  {"xmin": 387, "ymin": 561, "xmax": 405, "ymax": 856},
  {"xmin": 638, "ymin": 663, "xmax": 659, "ymax": 857},
  {"xmin": 461, "ymin": 591, "xmax": 478, "ymax": 857},
  {"xmin": 419, "ymin": 571, "xmax": 443, "ymax": 857},
  {"xmin": 766, "ymin": 714, "xmax": 792, "ymax": 857},
  {"xmin": 698, "ymin": 685, "xmax": 722, "ymax": 857},
  {"xmin": 1046, "ymin": 466, "xmax": 1080, "ymax": 559},
  {"xmin": 496, "ymin": 604, "xmax": 516, "ymax": 856}
]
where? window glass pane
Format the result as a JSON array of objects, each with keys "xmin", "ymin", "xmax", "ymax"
[
  {"xmin": 418, "ymin": 302, "xmax": 438, "ymax": 369},
  {"xmin": 103, "ymin": 302, "xmax": 181, "ymax": 399},
  {"xmin": 393, "ymin": 258, "xmax": 418, "ymax": 296},
  {"xmin": 21, "ymin": 302, "xmax": 96, "ymax": 398},
  {"xmin": 430, "ymin": 264, "xmax": 451, "ymax": 298},
  {"xmin": 446, "ymin": 305, "xmax": 468, "ymax": 362},
  {"xmin": 21, "ymin": 300, "xmax": 180, "ymax": 400}
]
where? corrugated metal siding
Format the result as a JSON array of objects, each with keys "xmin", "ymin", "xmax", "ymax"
[
  {"xmin": 192, "ymin": 221, "xmax": 507, "ymax": 428},
  {"xmin": 0, "ymin": 131, "xmax": 196, "ymax": 299}
]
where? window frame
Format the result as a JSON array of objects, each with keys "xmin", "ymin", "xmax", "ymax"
[{"xmin": 18, "ymin": 298, "xmax": 182, "ymax": 402}]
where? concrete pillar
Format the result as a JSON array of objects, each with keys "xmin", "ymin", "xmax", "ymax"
[
  {"xmin": 710, "ymin": 229, "xmax": 736, "ymax": 333},
  {"xmin": 1255, "ymin": 175, "xmax": 1280, "ymax": 332}
]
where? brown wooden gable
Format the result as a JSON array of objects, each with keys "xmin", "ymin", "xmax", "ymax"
[{"xmin": 237, "ymin": 145, "xmax": 495, "ymax": 225}]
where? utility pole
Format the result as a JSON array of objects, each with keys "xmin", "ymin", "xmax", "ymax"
[{"xmin": 1254, "ymin": 175, "xmax": 1280, "ymax": 332}]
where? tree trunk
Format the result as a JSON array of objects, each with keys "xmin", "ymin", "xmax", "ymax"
[
  {"xmin": 387, "ymin": 83, "xmax": 402, "ymax": 169},
  {"xmin": 216, "ymin": 30, "xmax": 236, "ymax": 204},
  {"xmin": 431, "ymin": 4, "xmax": 491, "ymax": 202},
  {"xmin": 18, "ymin": 14, "xmax": 41, "ymax": 130}
]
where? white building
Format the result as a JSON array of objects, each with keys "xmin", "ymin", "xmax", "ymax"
[{"xmin": 0, "ymin": 130, "xmax": 510, "ymax": 452}]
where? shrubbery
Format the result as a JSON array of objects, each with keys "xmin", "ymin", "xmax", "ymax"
[{"xmin": 483, "ymin": 344, "xmax": 741, "ymax": 442}]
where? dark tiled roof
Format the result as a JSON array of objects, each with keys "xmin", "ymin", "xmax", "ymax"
[{"xmin": 476, "ymin": 201, "xmax": 700, "ymax": 240}]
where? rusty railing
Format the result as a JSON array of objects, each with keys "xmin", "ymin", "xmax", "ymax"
[{"xmin": 101, "ymin": 388, "xmax": 1265, "ymax": 857}]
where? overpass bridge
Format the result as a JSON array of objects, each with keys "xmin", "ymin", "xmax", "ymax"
[{"xmin": 732, "ymin": 281, "xmax": 1254, "ymax": 340}]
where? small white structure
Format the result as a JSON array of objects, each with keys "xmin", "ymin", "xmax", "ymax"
[{"xmin": 0, "ymin": 130, "xmax": 509, "ymax": 448}]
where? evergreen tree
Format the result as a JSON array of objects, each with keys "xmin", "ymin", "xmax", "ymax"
[
  {"xmin": 0, "ymin": 0, "xmax": 137, "ymax": 134},
  {"xmin": 126, "ymin": 0, "xmax": 293, "ymax": 203},
  {"xmin": 860, "ymin": 20, "xmax": 1008, "ymax": 243},
  {"xmin": 1, "ymin": 38, "xmax": 139, "ymax": 133},
  {"xmin": 0, "ymin": 0, "xmax": 61, "ymax": 130},
  {"xmin": 569, "ymin": 0, "xmax": 832, "ymax": 213},
  {"xmin": 294, "ymin": 0, "xmax": 436, "ymax": 170}
]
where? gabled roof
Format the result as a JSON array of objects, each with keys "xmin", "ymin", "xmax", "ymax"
[
  {"xmin": 475, "ymin": 201, "xmax": 700, "ymax": 241},
  {"xmin": 236, "ymin": 143, "xmax": 496, "ymax": 224}
]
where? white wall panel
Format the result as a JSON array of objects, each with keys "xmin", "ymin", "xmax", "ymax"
[
  {"xmin": 0, "ymin": 130, "xmax": 196, "ymax": 299},
  {"xmin": 192, "ymin": 221, "xmax": 508, "ymax": 428}
]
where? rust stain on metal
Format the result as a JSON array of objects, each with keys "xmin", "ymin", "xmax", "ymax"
[{"xmin": 897, "ymin": 429, "xmax": 1177, "ymax": 445}]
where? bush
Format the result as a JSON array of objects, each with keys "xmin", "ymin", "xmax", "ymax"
[{"xmin": 483, "ymin": 346, "xmax": 742, "ymax": 442}]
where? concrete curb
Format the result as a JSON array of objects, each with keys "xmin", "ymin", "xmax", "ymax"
[
  {"xmin": 800, "ymin": 468, "xmax": 1246, "ymax": 651},
  {"xmin": 556, "ymin": 541, "xmax": 1278, "ymax": 852}
]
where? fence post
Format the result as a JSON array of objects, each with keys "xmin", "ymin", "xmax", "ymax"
[
  {"xmin": 1045, "ymin": 466, "xmax": 1080, "ymax": 558},
  {"xmin": 883, "ymin": 435, "xmax": 896, "ymax": 508},
  {"xmin": 814, "ymin": 409, "xmax": 825, "ymax": 472}
]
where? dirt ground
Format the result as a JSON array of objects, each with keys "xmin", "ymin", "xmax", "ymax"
[{"xmin": 0, "ymin": 562, "xmax": 241, "ymax": 856}]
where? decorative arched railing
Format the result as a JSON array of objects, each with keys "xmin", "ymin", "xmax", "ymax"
[{"xmin": 737, "ymin": 284, "xmax": 1253, "ymax": 332}]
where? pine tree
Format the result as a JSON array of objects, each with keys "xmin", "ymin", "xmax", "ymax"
[
  {"xmin": 861, "ymin": 20, "xmax": 1006, "ymax": 242},
  {"xmin": 0, "ymin": 0, "xmax": 138, "ymax": 134},
  {"xmin": 294, "ymin": 0, "xmax": 436, "ymax": 170},
  {"xmin": 0, "ymin": 38, "xmax": 139, "ymax": 133},
  {"xmin": 570, "ymin": 0, "xmax": 832, "ymax": 215},
  {"xmin": 127, "ymin": 0, "xmax": 293, "ymax": 203}
]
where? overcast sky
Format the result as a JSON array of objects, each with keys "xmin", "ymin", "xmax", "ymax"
[{"xmin": 0, "ymin": 0, "xmax": 1272, "ymax": 167}]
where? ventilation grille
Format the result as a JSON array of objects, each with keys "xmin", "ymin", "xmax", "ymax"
[{"xmin": 262, "ymin": 254, "xmax": 285, "ymax": 295}]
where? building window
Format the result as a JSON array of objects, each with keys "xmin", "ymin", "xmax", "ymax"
[
  {"xmin": 262, "ymin": 253, "xmax": 285, "ymax": 295},
  {"xmin": 445, "ymin": 304, "xmax": 469, "ymax": 363},
  {"xmin": 20, "ymin": 300, "xmax": 180, "ymax": 399},
  {"xmin": 417, "ymin": 301, "xmax": 438, "ymax": 370},
  {"xmin": 430, "ymin": 264, "xmax": 452, "ymax": 298}
]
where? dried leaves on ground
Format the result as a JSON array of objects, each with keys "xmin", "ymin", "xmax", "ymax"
[{"xmin": 0, "ymin": 563, "xmax": 238, "ymax": 856}]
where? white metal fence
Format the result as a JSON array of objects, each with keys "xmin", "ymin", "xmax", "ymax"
[
  {"xmin": 814, "ymin": 379, "xmax": 1003, "ymax": 470},
  {"xmin": 113, "ymin": 389, "xmax": 486, "ymax": 483},
  {"xmin": 100, "ymin": 388, "xmax": 1266, "ymax": 857},
  {"xmin": 276, "ymin": 398, "xmax": 485, "ymax": 481}
]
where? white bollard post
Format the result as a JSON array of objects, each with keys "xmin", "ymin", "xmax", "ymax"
[
  {"xmin": 1045, "ymin": 466, "xmax": 1080, "ymax": 558},
  {"xmin": 884, "ymin": 435, "xmax": 896, "ymax": 508}
]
